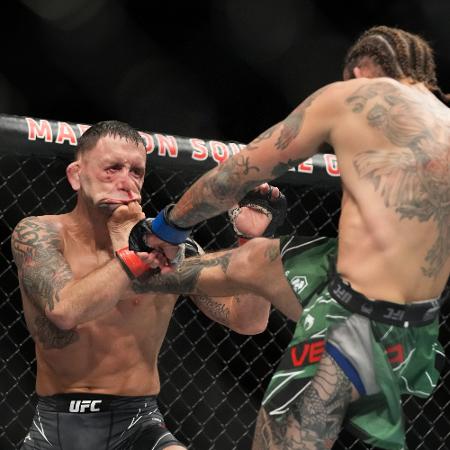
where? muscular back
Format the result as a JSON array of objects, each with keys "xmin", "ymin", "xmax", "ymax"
[
  {"xmin": 333, "ymin": 78, "xmax": 450, "ymax": 301},
  {"xmin": 163, "ymin": 75, "xmax": 449, "ymax": 302}
]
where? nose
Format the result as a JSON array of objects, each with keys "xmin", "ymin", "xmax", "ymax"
[
  {"xmin": 116, "ymin": 169, "xmax": 136, "ymax": 193},
  {"xmin": 115, "ymin": 171, "xmax": 141, "ymax": 202}
]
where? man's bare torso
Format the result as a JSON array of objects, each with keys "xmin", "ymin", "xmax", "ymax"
[
  {"xmin": 333, "ymin": 78, "xmax": 449, "ymax": 302},
  {"xmin": 20, "ymin": 213, "xmax": 178, "ymax": 396}
]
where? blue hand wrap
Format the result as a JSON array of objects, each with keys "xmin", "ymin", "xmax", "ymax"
[{"xmin": 151, "ymin": 204, "xmax": 192, "ymax": 244}]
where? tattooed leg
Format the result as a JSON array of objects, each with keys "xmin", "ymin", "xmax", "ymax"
[
  {"xmin": 252, "ymin": 352, "xmax": 359, "ymax": 450},
  {"xmin": 253, "ymin": 407, "xmax": 290, "ymax": 450}
]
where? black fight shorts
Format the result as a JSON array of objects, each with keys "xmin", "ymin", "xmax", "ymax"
[{"xmin": 20, "ymin": 393, "xmax": 186, "ymax": 450}]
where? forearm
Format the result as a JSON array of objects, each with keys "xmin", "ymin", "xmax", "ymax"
[
  {"xmin": 132, "ymin": 250, "xmax": 245, "ymax": 297},
  {"xmin": 169, "ymin": 86, "xmax": 334, "ymax": 230},
  {"xmin": 170, "ymin": 153, "xmax": 267, "ymax": 228},
  {"xmin": 48, "ymin": 258, "xmax": 130, "ymax": 329},
  {"xmin": 12, "ymin": 215, "xmax": 142, "ymax": 330}
]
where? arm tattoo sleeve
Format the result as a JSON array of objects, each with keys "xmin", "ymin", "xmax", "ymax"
[
  {"xmin": 12, "ymin": 217, "xmax": 79, "ymax": 349},
  {"xmin": 171, "ymin": 155, "xmax": 267, "ymax": 227},
  {"xmin": 190, "ymin": 295, "xmax": 231, "ymax": 325},
  {"xmin": 132, "ymin": 252, "xmax": 232, "ymax": 295},
  {"xmin": 11, "ymin": 217, "xmax": 73, "ymax": 313},
  {"xmin": 171, "ymin": 86, "xmax": 329, "ymax": 229}
]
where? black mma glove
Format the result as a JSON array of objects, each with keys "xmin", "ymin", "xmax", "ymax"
[
  {"xmin": 184, "ymin": 237, "xmax": 205, "ymax": 258},
  {"xmin": 228, "ymin": 187, "xmax": 287, "ymax": 239},
  {"xmin": 129, "ymin": 217, "xmax": 153, "ymax": 253},
  {"xmin": 129, "ymin": 218, "xmax": 203, "ymax": 267}
]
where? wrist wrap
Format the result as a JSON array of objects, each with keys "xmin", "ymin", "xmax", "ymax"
[
  {"xmin": 238, "ymin": 237, "xmax": 250, "ymax": 246},
  {"xmin": 151, "ymin": 204, "xmax": 192, "ymax": 244},
  {"xmin": 228, "ymin": 188, "xmax": 287, "ymax": 239},
  {"xmin": 116, "ymin": 247, "xmax": 151, "ymax": 279}
]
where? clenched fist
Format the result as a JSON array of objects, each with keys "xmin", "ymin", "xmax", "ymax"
[{"xmin": 107, "ymin": 201, "xmax": 145, "ymax": 251}]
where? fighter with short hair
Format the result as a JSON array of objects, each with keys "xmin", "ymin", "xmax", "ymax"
[{"xmin": 11, "ymin": 120, "xmax": 280, "ymax": 450}]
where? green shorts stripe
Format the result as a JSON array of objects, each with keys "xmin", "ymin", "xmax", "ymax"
[{"xmin": 263, "ymin": 235, "xmax": 443, "ymax": 450}]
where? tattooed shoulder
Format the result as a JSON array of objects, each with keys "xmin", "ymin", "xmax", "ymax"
[
  {"xmin": 276, "ymin": 85, "xmax": 330, "ymax": 151},
  {"xmin": 13, "ymin": 216, "xmax": 77, "ymax": 348},
  {"xmin": 12, "ymin": 216, "xmax": 62, "ymax": 257},
  {"xmin": 345, "ymin": 79, "xmax": 397, "ymax": 113},
  {"xmin": 13, "ymin": 216, "xmax": 72, "ymax": 312}
]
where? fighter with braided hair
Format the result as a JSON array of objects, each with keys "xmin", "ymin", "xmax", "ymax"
[
  {"xmin": 343, "ymin": 25, "xmax": 450, "ymax": 105},
  {"xmin": 129, "ymin": 25, "xmax": 450, "ymax": 450}
]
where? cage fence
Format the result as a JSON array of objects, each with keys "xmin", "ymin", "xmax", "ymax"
[{"xmin": 0, "ymin": 115, "xmax": 448, "ymax": 450}]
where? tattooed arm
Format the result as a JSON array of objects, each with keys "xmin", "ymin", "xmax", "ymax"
[
  {"xmin": 168, "ymin": 82, "xmax": 344, "ymax": 229},
  {"xmin": 190, "ymin": 292, "xmax": 270, "ymax": 335},
  {"xmin": 188, "ymin": 187, "xmax": 280, "ymax": 334},
  {"xmin": 134, "ymin": 238, "xmax": 301, "ymax": 322},
  {"xmin": 190, "ymin": 293, "xmax": 270, "ymax": 335},
  {"xmin": 169, "ymin": 241, "xmax": 270, "ymax": 334},
  {"xmin": 11, "ymin": 216, "xmax": 132, "ymax": 330}
]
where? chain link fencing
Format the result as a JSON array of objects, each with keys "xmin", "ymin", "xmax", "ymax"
[{"xmin": 0, "ymin": 116, "xmax": 449, "ymax": 449}]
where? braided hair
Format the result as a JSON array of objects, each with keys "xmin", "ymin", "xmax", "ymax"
[{"xmin": 344, "ymin": 26, "xmax": 450, "ymax": 105}]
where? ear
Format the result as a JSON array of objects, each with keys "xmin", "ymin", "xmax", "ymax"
[
  {"xmin": 66, "ymin": 161, "xmax": 81, "ymax": 191},
  {"xmin": 353, "ymin": 66, "xmax": 364, "ymax": 78},
  {"xmin": 353, "ymin": 59, "xmax": 384, "ymax": 79}
]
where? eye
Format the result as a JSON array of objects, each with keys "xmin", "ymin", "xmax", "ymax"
[
  {"xmin": 106, "ymin": 164, "xmax": 122, "ymax": 173},
  {"xmin": 131, "ymin": 167, "xmax": 145, "ymax": 177}
]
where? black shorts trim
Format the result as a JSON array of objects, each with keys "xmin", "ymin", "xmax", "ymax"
[
  {"xmin": 21, "ymin": 394, "xmax": 186, "ymax": 450},
  {"xmin": 329, "ymin": 273, "xmax": 446, "ymax": 327}
]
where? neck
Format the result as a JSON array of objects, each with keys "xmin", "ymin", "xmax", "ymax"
[
  {"xmin": 67, "ymin": 200, "xmax": 112, "ymax": 250},
  {"xmin": 399, "ymin": 77, "xmax": 427, "ymax": 90}
]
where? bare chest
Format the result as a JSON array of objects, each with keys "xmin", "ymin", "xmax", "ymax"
[{"xmin": 62, "ymin": 244, "xmax": 178, "ymax": 325}]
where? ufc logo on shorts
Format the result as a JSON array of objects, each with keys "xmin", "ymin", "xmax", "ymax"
[
  {"xmin": 69, "ymin": 400, "xmax": 102, "ymax": 413},
  {"xmin": 383, "ymin": 308, "xmax": 405, "ymax": 322},
  {"xmin": 332, "ymin": 284, "xmax": 352, "ymax": 304}
]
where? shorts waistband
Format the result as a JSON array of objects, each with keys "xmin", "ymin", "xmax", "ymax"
[
  {"xmin": 38, "ymin": 393, "xmax": 158, "ymax": 413},
  {"xmin": 328, "ymin": 274, "xmax": 447, "ymax": 327}
]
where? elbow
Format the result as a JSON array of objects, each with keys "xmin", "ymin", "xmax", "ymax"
[
  {"xmin": 230, "ymin": 317, "xmax": 269, "ymax": 335},
  {"xmin": 239, "ymin": 324, "xmax": 268, "ymax": 336},
  {"xmin": 45, "ymin": 303, "xmax": 77, "ymax": 331}
]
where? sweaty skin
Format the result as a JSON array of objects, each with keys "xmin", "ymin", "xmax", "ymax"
[
  {"xmin": 14, "ymin": 213, "xmax": 177, "ymax": 395},
  {"xmin": 164, "ymin": 77, "xmax": 450, "ymax": 303},
  {"xmin": 11, "ymin": 135, "xmax": 270, "ymax": 398},
  {"xmin": 135, "ymin": 37, "xmax": 450, "ymax": 450},
  {"xmin": 132, "ymin": 79, "xmax": 450, "ymax": 450}
]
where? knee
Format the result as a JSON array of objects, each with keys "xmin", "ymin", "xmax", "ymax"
[{"xmin": 228, "ymin": 237, "xmax": 275, "ymax": 288}]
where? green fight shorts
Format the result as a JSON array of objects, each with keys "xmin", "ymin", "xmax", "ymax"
[{"xmin": 262, "ymin": 235, "xmax": 446, "ymax": 450}]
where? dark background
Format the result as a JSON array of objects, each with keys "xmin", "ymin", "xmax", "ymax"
[
  {"xmin": 0, "ymin": 1, "xmax": 449, "ymax": 449},
  {"xmin": 1, "ymin": 0, "xmax": 449, "ymax": 141}
]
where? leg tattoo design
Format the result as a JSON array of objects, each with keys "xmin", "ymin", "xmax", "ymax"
[{"xmin": 252, "ymin": 352, "xmax": 356, "ymax": 450}]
